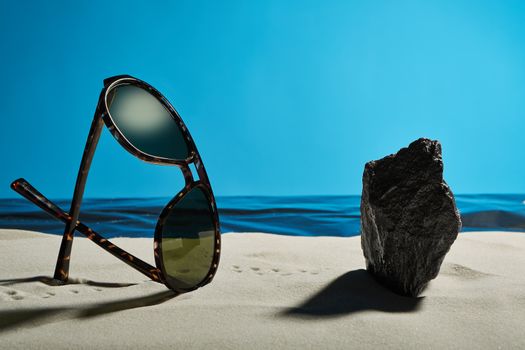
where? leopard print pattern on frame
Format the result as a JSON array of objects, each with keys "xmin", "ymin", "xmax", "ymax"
[
  {"xmin": 9, "ymin": 74, "xmax": 221, "ymax": 294},
  {"xmin": 11, "ymin": 178, "xmax": 164, "ymax": 283}
]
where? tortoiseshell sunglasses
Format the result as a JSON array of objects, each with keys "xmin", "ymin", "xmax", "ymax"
[{"xmin": 10, "ymin": 75, "xmax": 221, "ymax": 293}]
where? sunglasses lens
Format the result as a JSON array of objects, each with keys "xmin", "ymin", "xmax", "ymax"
[
  {"xmin": 160, "ymin": 186, "xmax": 217, "ymax": 290},
  {"xmin": 106, "ymin": 84, "xmax": 189, "ymax": 160}
]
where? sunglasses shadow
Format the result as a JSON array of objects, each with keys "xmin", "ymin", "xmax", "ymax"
[
  {"xmin": 281, "ymin": 269, "xmax": 423, "ymax": 318},
  {"xmin": 0, "ymin": 276, "xmax": 177, "ymax": 333},
  {"xmin": 78, "ymin": 290, "xmax": 177, "ymax": 318},
  {"xmin": 0, "ymin": 275, "xmax": 136, "ymax": 288}
]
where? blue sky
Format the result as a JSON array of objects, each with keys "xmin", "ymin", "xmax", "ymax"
[{"xmin": 1, "ymin": 0, "xmax": 524, "ymax": 198}]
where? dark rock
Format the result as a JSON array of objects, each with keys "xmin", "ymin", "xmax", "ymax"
[{"xmin": 360, "ymin": 138, "xmax": 461, "ymax": 297}]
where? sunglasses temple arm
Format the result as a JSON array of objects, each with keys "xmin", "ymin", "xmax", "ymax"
[
  {"xmin": 54, "ymin": 111, "xmax": 104, "ymax": 282},
  {"xmin": 10, "ymin": 178, "xmax": 164, "ymax": 284}
]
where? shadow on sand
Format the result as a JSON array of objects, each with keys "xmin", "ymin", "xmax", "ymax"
[
  {"xmin": 0, "ymin": 276, "xmax": 177, "ymax": 333},
  {"xmin": 282, "ymin": 269, "xmax": 423, "ymax": 318},
  {"xmin": 0, "ymin": 275, "xmax": 136, "ymax": 288}
]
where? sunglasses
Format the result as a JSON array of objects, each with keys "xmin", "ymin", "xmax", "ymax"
[{"xmin": 10, "ymin": 75, "xmax": 221, "ymax": 293}]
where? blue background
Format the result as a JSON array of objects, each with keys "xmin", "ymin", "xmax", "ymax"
[{"xmin": 1, "ymin": 1, "xmax": 524, "ymax": 198}]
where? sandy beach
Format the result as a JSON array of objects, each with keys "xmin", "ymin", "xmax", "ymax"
[{"xmin": 1, "ymin": 229, "xmax": 524, "ymax": 349}]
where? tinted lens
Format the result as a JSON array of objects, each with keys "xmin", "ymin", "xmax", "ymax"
[
  {"xmin": 161, "ymin": 186, "xmax": 216, "ymax": 290},
  {"xmin": 107, "ymin": 84, "xmax": 189, "ymax": 160}
]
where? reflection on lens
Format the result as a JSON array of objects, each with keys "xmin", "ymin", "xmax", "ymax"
[
  {"xmin": 161, "ymin": 186, "xmax": 215, "ymax": 289},
  {"xmin": 107, "ymin": 84, "xmax": 189, "ymax": 160}
]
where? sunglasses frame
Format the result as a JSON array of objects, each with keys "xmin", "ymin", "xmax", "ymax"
[{"xmin": 10, "ymin": 75, "xmax": 221, "ymax": 293}]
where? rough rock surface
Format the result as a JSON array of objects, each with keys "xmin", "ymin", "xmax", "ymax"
[{"xmin": 360, "ymin": 138, "xmax": 461, "ymax": 297}]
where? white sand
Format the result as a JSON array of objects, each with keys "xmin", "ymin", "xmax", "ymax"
[{"xmin": 1, "ymin": 229, "xmax": 524, "ymax": 349}]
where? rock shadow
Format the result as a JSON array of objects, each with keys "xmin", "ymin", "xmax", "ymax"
[{"xmin": 282, "ymin": 269, "xmax": 423, "ymax": 318}]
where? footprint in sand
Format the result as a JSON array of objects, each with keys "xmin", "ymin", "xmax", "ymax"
[
  {"xmin": 70, "ymin": 289, "xmax": 80, "ymax": 294},
  {"xmin": 249, "ymin": 267, "xmax": 265, "ymax": 276},
  {"xmin": 232, "ymin": 265, "xmax": 289, "ymax": 275},
  {"xmin": 42, "ymin": 291, "xmax": 55, "ymax": 299},
  {"xmin": 3, "ymin": 290, "xmax": 24, "ymax": 301},
  {"xmin": 443, "ymin": 263, "xmax": 492, "ymax": 279},
  {"xmin": 231, "ymin": 265, "xmax": 243, "ymax": 273}
]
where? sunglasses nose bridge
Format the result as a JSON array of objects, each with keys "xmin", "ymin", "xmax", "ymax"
[{"xmin": 180, "ymin": 164, "xmax": 194, "ymax": 186}]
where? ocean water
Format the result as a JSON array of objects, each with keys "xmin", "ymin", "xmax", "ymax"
[{"xmin": 0, "ymin": 194, "xmax": 524, "ymax": 238}]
